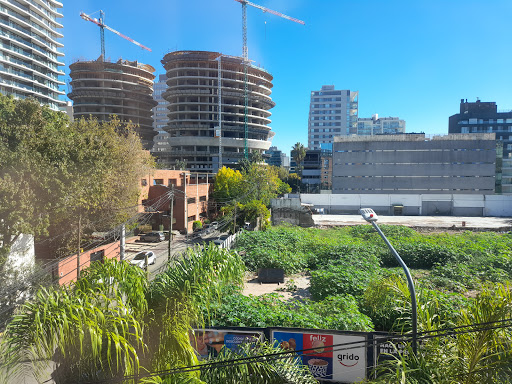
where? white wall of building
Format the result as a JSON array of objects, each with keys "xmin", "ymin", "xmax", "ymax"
[{"xmin": 298, "ymin": 193, "xmax": 512, "ymax": 217}]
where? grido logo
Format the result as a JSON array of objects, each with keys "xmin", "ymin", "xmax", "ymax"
[{"xmin": 337, "ymin": 353, "xmax": 360, "ymax": 368}]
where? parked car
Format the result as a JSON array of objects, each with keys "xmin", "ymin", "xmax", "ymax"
[
  {"xmin": 139, "ymin": 232, "xmax": 165, "ymax": 242},
  {"xmin": 213, "ymin": 234, "xmax": 230, "ymax": 247},
  {"xmin": 130, "ymin": 251, "xmax": 156, "ymax": 269}
]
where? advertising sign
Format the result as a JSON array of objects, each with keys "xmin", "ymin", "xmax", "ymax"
[
  {"xmin": 191, "ymin": 328, "xmax": 264, "ymax": 360},
  {"xmin": 271, "ymin": 330, "xmax": 366, "ymax": 383}
]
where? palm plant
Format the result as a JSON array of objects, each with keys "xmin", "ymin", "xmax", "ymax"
[
  {"xmin": 142, "ymin": 244, "xmax": 246, "ymax": 383},
  {"xmin": 3, "ymin": 259, "xmax": 148, "ymax": 383},
  {"xmin": 370, "ymin": 282, "xmax": 512, "ymax": 383},
  {"xmin": 291, "ymin": 143, "xmax": 306, "ymax": 181},
  {"xmin": 200, "ymin": 341, "xmax": 316, "ymax": 384}
]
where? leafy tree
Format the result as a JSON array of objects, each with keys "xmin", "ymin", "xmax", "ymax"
[
  {"xmin": 0, "ymin": 95, "xmax": 153, "ymax": 261},
  {"xmin": 212, "ymin": 166, "xmax": 243, "ymax": 203},
  {"xmin": 237, "ymin": 200, "xmax": 270, "ymax": 230},
  {"xmin": 174, "ymin": 159, "xmax": 187, "ymax": 170},
  {"xmin": 285, "ymin": 173, "xmax": 302, "ymax": 193},
  {"xmin": 291, "ymin": 142, "xmax": 306, "ymax": 179}
]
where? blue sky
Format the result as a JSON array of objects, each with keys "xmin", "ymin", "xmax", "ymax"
[{"xmin": 62, "ymin": 0, "xmax": 512, "ymax": 154}]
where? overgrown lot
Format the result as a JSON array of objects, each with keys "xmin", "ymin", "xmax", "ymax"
[
  {"xmin": 207, "ymin": 224, "xmax": 512, "ymax": 332},
  {"xmin": 206, "ymin": 224, "xmax": 512, "ymax": 382}
]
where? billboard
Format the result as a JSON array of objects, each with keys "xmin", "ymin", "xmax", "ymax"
[
  {"xmin": 190, "ymin": 328, "xmax": 264, "ymax": 360},
  {"xmin": 271, "ymin": 329, "xmax": 367, "ymax": 383}
]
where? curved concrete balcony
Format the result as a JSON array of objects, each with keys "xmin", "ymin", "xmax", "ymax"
[{"xmin": 169, "ymin": 136, "xmax": 271, "ymax": 151}]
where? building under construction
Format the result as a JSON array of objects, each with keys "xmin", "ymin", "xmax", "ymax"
[
  {"xmin": 158, "ymin": 50, "xmax": 275, "ymax": 172},
  {"xmin": 67, "ymin": 57, "xmax": 158, "ymax": 149}
]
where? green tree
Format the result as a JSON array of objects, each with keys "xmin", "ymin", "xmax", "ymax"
[
  {"xmin": 291, "ymin": 142, "xmax": 306, "ymax": 179},
  {"xmin": 213, "ymin": 166, "xmax": 243, "ymax": 203},
  {"xmin": 0, "ymin": 95, "xmax": 153, "ymax": 261},
  {"xmin": 285, "ymin": 173, "xmax": 302, "ymax": 193}
]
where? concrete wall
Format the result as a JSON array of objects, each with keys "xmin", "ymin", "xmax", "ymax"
[
  {"xmin": 56, "ymin": 240, "xmax": 121, "ymax": 285},
  {"xmin": 298, "ymin": 193, "xmax": 512, "ymax": 217},
  {"xmin": 271, "ymin": 198, "xmax": 315, "ymax": 227},
  {"xmin": 332, "ymin": 134, "xmax": 497, "ymax": 194}
]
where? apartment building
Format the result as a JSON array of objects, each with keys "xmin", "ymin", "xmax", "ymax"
[
  {"xmin": 357, "ymin": 114, "xmax": 405, "ymax": 135},
  {"xmin": 161, "ymin": 50, "xmax": 275, "ymax": 172},
  {"xmin": 308, "ymin": 85, "xmax": 358, "ymax": 149},
  {"xmin": 0, "ymin": 0, "xmax": 65, "ymax": 110}
]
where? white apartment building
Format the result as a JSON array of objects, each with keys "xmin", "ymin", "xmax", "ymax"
[
  {"xmin": 0, "ymin": 0, "xmax": 65, "ymax": 110},
  {"xmin": 308, "ymin": 85, "xmax": 358, "ymax": 149},
  {"xmin": 357, "ymin": 114, "xmax": 406, "ymax": 135}
]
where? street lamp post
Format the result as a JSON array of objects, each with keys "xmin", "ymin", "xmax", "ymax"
[{"xmin": 360, "ymin": 208, "xmax": 418, "ymax": 354}]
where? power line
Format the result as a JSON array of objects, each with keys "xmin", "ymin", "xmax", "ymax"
[{"xmin": 79, "ymin": 318, "xmax": 512, "ymax": 383}]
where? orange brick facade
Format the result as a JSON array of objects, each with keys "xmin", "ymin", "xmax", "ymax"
[{"xmin": 139, "ymin": 170, "xmax": 212, "ymax": 233}]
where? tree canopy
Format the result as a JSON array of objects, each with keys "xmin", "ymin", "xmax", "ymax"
[
  {"xmin": 212, "ymin": 162, "xmax": 290, "ymax": 230},
  {"xmin": 0, "ymin": 95, "xmax": 153, "ymax": 261}
]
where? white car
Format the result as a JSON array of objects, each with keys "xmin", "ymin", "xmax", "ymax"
[{"xmin": 130, "ymin": 251, "xmax": 156, "ymax": 269}]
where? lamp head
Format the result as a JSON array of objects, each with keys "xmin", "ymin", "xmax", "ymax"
[{"xmin": 360, "ymin": 208, "xmax": 378, "ymax": 222}]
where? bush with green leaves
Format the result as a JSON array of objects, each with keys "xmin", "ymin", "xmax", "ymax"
[
  {"xmin": 200, "ymin": 340, "xmax": 316, "ymax": 384},
  {"xmin": 309, "ymin": 249, "xmax": 381, "ymax": 300},
  {"xmin": 205, "ymin": 286, "xmax": 373, "ymax": 332},
  {"xmin": 193, "ymin": 220, "xmax": 203, "ymax": 230}
]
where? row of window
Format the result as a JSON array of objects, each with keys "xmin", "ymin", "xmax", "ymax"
[
  {"xmin": 335, "ymin": 148, "xmax": 493, "ymax": 153},
  {"xmin": 458, "ymin": 118, "xmax": 512, "ymax": 124}
]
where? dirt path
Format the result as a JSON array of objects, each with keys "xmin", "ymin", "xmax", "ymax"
[{"xmin": 243, "ymin": 272, "xmax": 311, "ymax": 301}]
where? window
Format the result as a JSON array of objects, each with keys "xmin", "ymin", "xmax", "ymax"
[
  {"xmin": 199, "ymin": 196, "xmax": 207, "ymax": 202},
  {"xmin": 168, "ymin": 179, "xmax": 177, "ymax": 186},
  {"xmin": 188, "ymin": 215, "xmax": 196, "ymax": 222},
  {"xmin": 154, "ymin": 179, "xmax": 164, "ymax": 185},
  {"xmin": 187, "ymin": 197, "xmax": 196, "ymax": 204},
  {"xmin": 141, "ymin": 179, "xmax": 147, "ymax": 186}
]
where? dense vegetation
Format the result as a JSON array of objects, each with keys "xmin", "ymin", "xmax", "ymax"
[
  {"xmin": 229, "ymin": 225, "xmax": 512, "ymax": 382},
  {"xmin": 1, "ymin": 245, "xmax": 315, "ymax": 383}
]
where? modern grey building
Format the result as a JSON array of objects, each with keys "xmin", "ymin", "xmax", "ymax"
[
  {"xmin": 332, "ymin": 133, "xmax": 497, "ymax": 194},
  {"xmin": 449, "ymin": 99, "xmax": 512, "ymax": 159},
  {"xmin": 308, "ymin": 85, "xmax": 358, "ymax": 149},
  {"xmin": 357, "ymin": 114, "xmax": 405, "ymax": 135},
  {"xmin": 161, "ymin": 50, "xmax": 275, "ymax": 172},
  {"xmin": 265, "ymin": 146, "xmax": 289, "ymax": 168},
  {"xmin": 0, "ymin": 0, "xmax": 65, "ymax": 110},
  {"xmin": 152, "ymin": 74, "xmax": 173, "ymax": 159}
]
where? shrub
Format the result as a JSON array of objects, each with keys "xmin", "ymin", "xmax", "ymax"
[
  {"xmin": 193, "ymin": 220, "xmax": 203, "ymax": 230},
  {"xmin": 309, "ymin": 254, "xmax": 381, "ymax": 300},
  {"xmin": 205, "ymin": 286, "xmax": 373, "ymax": 331}
]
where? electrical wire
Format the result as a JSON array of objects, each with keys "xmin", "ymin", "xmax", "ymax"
[
  {"xmin": 0, "ymin": 192, "xmax": 174, "ymax": 320},
  {"xmin": 79, "ymin": 318, "xmax": 512, "ymax": 383}
]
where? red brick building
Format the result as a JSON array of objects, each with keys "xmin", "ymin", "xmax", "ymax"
[{"xmin": 139, "ymin": 169, "xmax": 213, "ymax": 233}]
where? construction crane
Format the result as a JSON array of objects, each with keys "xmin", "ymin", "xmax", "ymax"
[
  {"xmin": 80, "ymin": 10, "xmax": 151, "ymax": 61},
  {"xmin": 233, "ymin": 0, "xmax": 305, "ymax": 159}
]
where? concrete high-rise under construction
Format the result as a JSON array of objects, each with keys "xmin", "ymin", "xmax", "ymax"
[
  {"xmin": 67, "ymin": 57, "xmax": 158, "ymax": 149},
  {"xmin": 159, "ymin": 50, "xmax": 275, "ymax": 172},
  {"xmin": 0, "ymin": 0, "xmax": 65, "ymax": 110}
]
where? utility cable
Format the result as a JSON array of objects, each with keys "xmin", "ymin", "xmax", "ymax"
[{"xmin": 80, "ymin": 318, "xmax": 512, "ymax": 383}]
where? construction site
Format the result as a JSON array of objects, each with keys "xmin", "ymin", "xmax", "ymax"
[
  {"xmin": 159, "ymin": 50, "xmax": 275, "ymax": 172},
  {"xmin": 67, "ymin": 57, "xmax": 158, "ymax": 149}
]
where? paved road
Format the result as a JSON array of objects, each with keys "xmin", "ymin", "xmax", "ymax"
[
  {"xmin": 125, "ymin": 232, "xmax": 223, "ymax": 279},
  {"xmin": 313, "ymin": 214, "xmax": 512, "ymax": 230}
]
